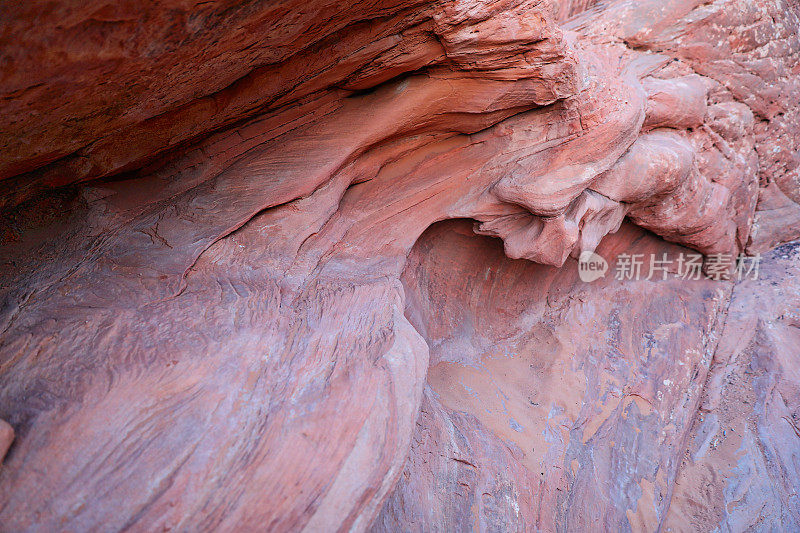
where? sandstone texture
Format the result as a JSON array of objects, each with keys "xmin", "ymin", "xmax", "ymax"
[{"xmin": 0, "ymin": 0, "xmax": 798, "ymax": 531}]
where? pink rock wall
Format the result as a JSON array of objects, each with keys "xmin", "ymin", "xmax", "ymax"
[{"xmin": 0, "ymin": 0, "xmax": 798, "ymax": 530}]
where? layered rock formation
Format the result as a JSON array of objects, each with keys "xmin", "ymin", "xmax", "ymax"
[{"xmin": 0, "ymin": 0, "xmax": 798, "ymax": 531}]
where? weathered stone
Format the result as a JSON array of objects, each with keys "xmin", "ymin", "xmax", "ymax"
[{"xmin": 0, "ymin": 0, "xmax": 798, "ymax": 530}]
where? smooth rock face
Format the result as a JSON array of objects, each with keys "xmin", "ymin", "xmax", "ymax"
[{"xmin": 0, "ymin": 0, "xmax": 798, "ymax": 531}]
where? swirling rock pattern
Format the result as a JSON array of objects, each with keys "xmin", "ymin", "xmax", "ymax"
[{"xmin": 0, "ymin": 0, "xmax": 798, "ymax": 530}]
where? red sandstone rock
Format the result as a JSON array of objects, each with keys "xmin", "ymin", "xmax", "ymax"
[
  {"xmin": 0, "ymin": 420, "xmax": 12, "ymax": 466},
  {"xmin": 665, "ymin": 241, "xmax": 800, "ymax": 531},
  {"xmin": 379, "ymin": 220, "xmax": 735, "ymax": 531},
  {"xmin": 0, "ymin": 0, "xmax": 798, "ymax": 531}
]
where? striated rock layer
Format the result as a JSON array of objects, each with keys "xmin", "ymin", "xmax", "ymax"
[{"xmin": 0, "ymin": 0, "xmax": 798, "ymax": 531}]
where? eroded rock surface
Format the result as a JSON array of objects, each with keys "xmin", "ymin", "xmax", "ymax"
[
  {"xmin": 379, "ymin": 220, "xmax": 731, "ymax": 531},
  {"xmin": 0, "ymin": 0, "xmax": 798, "ymax": 531},
  {"xmin": 665, "ymin": 241, "xmax": 800, "ymax": 531}
]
